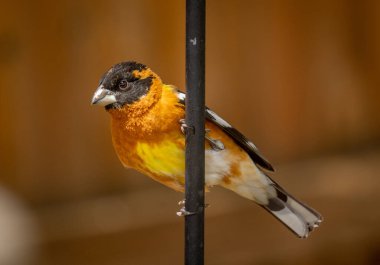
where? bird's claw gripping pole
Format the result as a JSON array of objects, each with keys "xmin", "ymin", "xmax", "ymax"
[
  {"xmin": 177, "ymin": 200, "xmax": 210, "ymax": 217},
  {"xmin": 180, "ymin": 119, "xmax": 224, "ymax": 151}
]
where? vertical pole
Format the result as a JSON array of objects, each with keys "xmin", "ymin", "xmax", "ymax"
[{"xmin": 185, "ymin": 0, "xmax": 205, "ymax": 265}]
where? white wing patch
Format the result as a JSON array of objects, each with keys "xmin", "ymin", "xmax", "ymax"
[
  {"xmin": 246, "ymin": 141, "xmax": 258, "ymax": 150},
  {"xmin": 206, "ymin": 109, "xmax": 232, "ymax": 128},
  {"xmin": 177, "ymin": 91, "xmax": 186, "ymax": 101}
]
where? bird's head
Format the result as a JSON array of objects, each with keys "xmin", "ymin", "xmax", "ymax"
[{"xmin": 91, "ymin": 61, "xmax": 161, "ymax": 110}]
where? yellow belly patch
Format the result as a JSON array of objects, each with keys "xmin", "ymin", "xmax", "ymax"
[{"xmin": 136, "ymin": 140, "xmax": 185, "ymax": 177}]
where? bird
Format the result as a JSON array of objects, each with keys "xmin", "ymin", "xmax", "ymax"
[{"xmin": 91, "ymin": 61, "xmax": 322, "ymax": 238}]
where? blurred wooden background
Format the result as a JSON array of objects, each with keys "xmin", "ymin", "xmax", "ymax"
[{"xmin": 0, "ymin": 0, "xmax": 379, "ymax": 264}]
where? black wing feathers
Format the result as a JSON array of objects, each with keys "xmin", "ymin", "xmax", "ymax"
[{"xmin": 176, "ymin": 90, "xmax": 274, "ymax": 172}]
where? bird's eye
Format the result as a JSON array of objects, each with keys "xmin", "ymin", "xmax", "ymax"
[{"xmin": 118, "ymin": 79, "xmax": 128, "ymax": 90}]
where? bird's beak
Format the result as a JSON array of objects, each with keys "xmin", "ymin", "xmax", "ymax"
[{"xmin": 91, "ymin": 85, "xmax": 117, "ymax": 106}]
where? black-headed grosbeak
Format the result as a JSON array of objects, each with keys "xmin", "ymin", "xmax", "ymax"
[{"xmin": 91, "ymin": 61, "xmax": 322, "ymax": 238}]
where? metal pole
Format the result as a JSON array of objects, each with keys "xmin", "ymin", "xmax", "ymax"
[{"xmin": 185, "ymin": 0, "xmax": 205, "ymax": 264}]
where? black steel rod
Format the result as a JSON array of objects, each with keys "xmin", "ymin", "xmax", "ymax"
[{"xmin": 185, "ymin": 0, "xmax": 206, "ymax": 264}]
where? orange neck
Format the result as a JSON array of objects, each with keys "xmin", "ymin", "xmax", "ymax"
[
  {"xmin": 107, "ymin": 74, "xmax": 163, "ymax": 123},
  {"xmin": 108, "ymin": 77, "xmax": 184, "ymax": 140}
]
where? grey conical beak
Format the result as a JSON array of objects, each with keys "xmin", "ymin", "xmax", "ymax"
[{"xmin": 91, "ymin": 85, "xmax": 117, "ymax": 106}]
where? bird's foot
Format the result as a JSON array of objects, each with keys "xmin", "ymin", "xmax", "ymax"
[
  {"xmin": 176, "ymin": 199, "xmax": 210, "ymax": 216},
  {"xmin": 205, "ymin": 131, "xmax": 225, "ymax": 151},
  {"xmin": 176, "ymin": 207, "xmax": 195, "ymax": 217},
  {"xmin": 178, "ymin": 199, "xmax": 186, "ymax": 206},
  {"xmin": 179, "ymin": 119, "xmax": 194, "ymax": 135},
  {"xmin": 179, "ymin": 119, "xmax": 225, "ymax": 151}
]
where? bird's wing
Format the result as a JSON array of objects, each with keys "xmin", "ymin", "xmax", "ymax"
[{"xmin": 175, "ymin": 89, "xmax": 274, "ymax": 172}]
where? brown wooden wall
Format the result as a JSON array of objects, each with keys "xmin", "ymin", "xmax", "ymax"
[
  {"xmin": 0, "ymin": 1, "xmax": 379, "ymax": 264},
  {"xmin": 1, "ymin": 0, "xmax": 379, "ymax": 203}
]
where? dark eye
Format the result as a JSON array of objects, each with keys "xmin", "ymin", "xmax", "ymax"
[{"xmin": 118, "ymin": 79, "xmax": 128, "ymax": 90}]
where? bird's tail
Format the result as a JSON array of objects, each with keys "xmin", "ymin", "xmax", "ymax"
[{"xmin": 262, "ymin": 181, "xmax": 322, "ymax": 238}]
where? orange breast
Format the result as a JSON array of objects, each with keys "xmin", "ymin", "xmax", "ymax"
[
  {"xmin": 109, "ymin": 84, "xmax": 187, "ymax": 191},
  {"xmin": 108, "ymin": 83, "xmax": 251, "ymax": 192}
]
